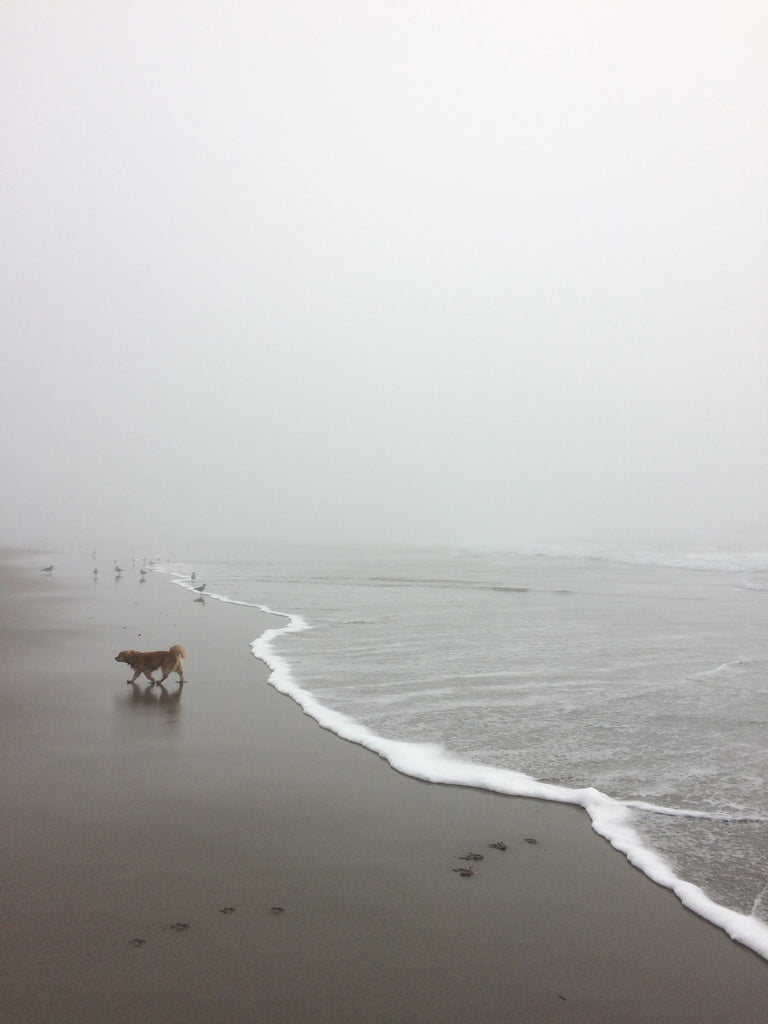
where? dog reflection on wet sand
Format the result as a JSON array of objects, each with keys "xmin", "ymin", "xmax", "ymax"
[
  {"xmin": 126, "ymin": 680, "xmax": 184, "ymax": 709},
  {"xmin": 114, "ymin": 645, "xmax": 186, "ymax": 685}
]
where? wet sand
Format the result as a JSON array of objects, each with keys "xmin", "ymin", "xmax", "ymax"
[{"xmin": 1, "ymin": 549, "xmax": 766, "ymax": 1023}]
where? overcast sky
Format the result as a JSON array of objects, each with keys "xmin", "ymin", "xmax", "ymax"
[{"xmin": 2, "ymin": 1, "xmax": 766, "ymax": 553}]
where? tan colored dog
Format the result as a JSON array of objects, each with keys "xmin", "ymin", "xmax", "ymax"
[{"xmin": 115, "ymin": 645, "xmax": 186, "ymax": 685}]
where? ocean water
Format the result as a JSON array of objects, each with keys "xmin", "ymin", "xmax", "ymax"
[{"xmin": 165, "ymin": 543, "xmax": 768, "ymax": 958}]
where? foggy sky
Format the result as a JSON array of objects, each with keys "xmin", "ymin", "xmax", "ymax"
[{"xmin": 2, "ymin": 1, "xmax": 767, "ymax": 553}]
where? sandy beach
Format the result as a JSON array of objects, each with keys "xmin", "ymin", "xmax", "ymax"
[{"xmin": 1, "ymin": 550, "xmax": 766, "ymax": 1024}]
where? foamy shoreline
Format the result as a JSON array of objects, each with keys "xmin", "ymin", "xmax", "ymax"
[{"xmin": 169, "ymin": 567, "xmax": 768, "ymax": 962}]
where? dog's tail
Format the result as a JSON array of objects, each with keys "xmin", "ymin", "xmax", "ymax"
[{"xmin": 170, "ymin": 644, "xmax": 186, "ymax": 660}]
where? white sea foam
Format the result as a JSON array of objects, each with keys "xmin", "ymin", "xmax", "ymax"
[
  {"xmin": 624, "ymin": 800, "xmax": 768, "ymax": 823},
  {"xmin": 699, "ymin": 662, "xmax": 734, "ymax": 678},
  {"xmin": 251, "ymin": 610, "xmax": 768, "ymax": 962},
  {"xmin": 169, "ymin": 573, "xmax": 295, "ymax": 622},
  {"xmin": 738, "ymin": 578, "xmax": 766, "ymax": 591}
]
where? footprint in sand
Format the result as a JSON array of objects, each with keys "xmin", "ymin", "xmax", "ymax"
[
  {"xmin": 268, "ymin": 906, "xmax": 285, "ymax": 915},
  {"xmin": 219, "ymin": 907, "xmax": 236, "ymax": 914},
  {"xmin": 168, "ymin": 922, "xmax": 190, "ymax": 932},
  {"xmin": 452, "ymin": 866, "xmax": 476, "ymax": 878},
  {"xmin": 488, "ymin": 841, "xmax": 507, "ymax": 851},
  {"xmin": 128, "ymin": 938, "xmax": 147, "ymax": 948}
]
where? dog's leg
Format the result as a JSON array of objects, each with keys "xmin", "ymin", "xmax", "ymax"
[
  {"xmin": 144, "ymin": 671, "xmax": 157, "ymax": 684},
  {"xmin": 159, "ymin": 662, "xmax": 183, "ymax": 684},
  {"xmin": 128, "ymin": 668, "xmax": 142, "ymax": 683}
]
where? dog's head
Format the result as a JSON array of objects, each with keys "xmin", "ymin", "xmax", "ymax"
[{"xmin": 115, "ymin": 650, "xmax": 135, "ymax": 664}]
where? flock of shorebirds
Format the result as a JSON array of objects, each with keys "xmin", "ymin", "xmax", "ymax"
[{"xmin": 41, "ymin": 561, "xmax": 207, "ymax": 598}]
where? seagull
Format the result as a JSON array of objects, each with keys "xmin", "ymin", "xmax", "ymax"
[
  {"xmin": 115, "ymin": 565, "xmax": 123, "ymax": 574},
  {"xmin": 93, "ymin": 568, "xmax": 99, "ymax": 576},
  {"xmin": 41, "ymin": 565, "xmax": 53, "ymax": 573},
  {"xmin": 193, "ymin": 583, "xmax": 206, "ymax": 593},
  {"xmin": 191, "ymin": 572, "xmax": 196, "ymax": 580}
]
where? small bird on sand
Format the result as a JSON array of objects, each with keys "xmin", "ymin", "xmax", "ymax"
[
  {"xmin": 191, "ymin": 572, "xmax": 196, "ymax": 581},
  {"xmin": 41, "ymin": 565, "xmax": 53, "ymax": 573},
  {"xmin": 193, "ymin": 583, "xmax": 206, "ymax": 593}
]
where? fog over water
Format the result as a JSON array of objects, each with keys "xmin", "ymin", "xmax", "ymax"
[{"xmin": 2, "ymin": 1, "xmax": 766, "ymax": 552}]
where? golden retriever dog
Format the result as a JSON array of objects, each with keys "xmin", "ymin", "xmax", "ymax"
[{"xmin": 115, "ymin": 645, "xmax": 186, "ymax": 685}]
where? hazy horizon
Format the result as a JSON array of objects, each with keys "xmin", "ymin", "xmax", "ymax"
[{"xmin": 3, "ymin": 2, "xmax": 766, "ymax": 554}]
